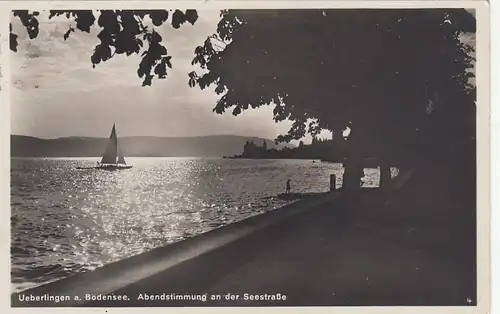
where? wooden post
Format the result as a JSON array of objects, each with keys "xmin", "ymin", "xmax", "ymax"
[{"xmin": 330, "ymin": 174, "xmax": 336, "ymax": 192}]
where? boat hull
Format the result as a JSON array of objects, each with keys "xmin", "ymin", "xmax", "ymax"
[{"xmin": 76, "ymin": 165, "xmax": 133, "ymax": 170}]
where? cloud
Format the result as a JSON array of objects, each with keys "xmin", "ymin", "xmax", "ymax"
[
  {"xmin": 11, "ymin": 10, "xmax": 222, "ymax": 93},
  {"xmin": 10, "ymin": 10, "xmax": 292, "ymax": 140}
]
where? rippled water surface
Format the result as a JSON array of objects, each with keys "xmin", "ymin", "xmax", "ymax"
[{"xmin": 11, "ymin": 158, "xmax": 385, "ymax": 292}]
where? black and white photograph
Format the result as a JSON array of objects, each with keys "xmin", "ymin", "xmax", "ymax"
[{"xmin": 4, "ymin": 1, "xmax": 490, "ymax": 310}]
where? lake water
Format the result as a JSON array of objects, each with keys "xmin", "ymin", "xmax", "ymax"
[{"xmin": 10, "ymin": 158, "xmax": 386, "ymax": 292}]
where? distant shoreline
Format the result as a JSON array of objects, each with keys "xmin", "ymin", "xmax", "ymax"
[
  {"xmin": 11, "ymin": 134, "xmax": 294, "ymax": 158},
  {"xmin": 224, "ymin": 155, "xmax": 341, "ymax": 162},
  {"xmin": 11, "ymin": 156, "xmax": 332, "ymax": 161}
]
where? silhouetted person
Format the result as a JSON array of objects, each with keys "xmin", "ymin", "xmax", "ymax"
[{"xmin": 285, "ymin": 179, "xmax": 291, "ymax": 194}]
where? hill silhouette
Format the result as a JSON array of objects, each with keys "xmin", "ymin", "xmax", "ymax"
[{"xmin": 11, "ymin": 135, "xmax": 292, "ymax": 157}]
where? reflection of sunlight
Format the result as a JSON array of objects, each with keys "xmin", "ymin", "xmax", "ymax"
[
  {"xmin": 360, "ymin": 167, "xmax": 400, "ymax": 187},
  {"xmin": 85, "ymin": 158, "xmax": 203, "ymax": 262}
]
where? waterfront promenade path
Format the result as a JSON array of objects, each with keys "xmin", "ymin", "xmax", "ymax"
[{"xmin": 94, "ymin": 166, "xmax": 476, "ymax": 307}]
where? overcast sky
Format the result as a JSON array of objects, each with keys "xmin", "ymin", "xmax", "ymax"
[{"xmin": 10, "ymin": 10, "xmax": 295, "ymax": 140}]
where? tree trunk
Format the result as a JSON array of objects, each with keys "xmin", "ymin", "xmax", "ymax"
[
  {"xmin": 342, "ymin": 126, "xmax": 363, "ymax": 191},
  {"xmin": 379, "ymin": 163, "xmax": 391, "ymax": 188}
]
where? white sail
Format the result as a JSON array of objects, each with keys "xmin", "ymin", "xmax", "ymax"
[
  {"xmin": 117, "ymin": 146, "xmax": 126, "ymax": 165},
  {"xmin": 101, "ymin": 124, "xmax": 118, "ymax": 164},
  {"xmin": 115, "ymin": 125, "xmax": 127, "ymax": 165}
]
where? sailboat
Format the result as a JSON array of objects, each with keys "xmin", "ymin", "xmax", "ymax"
[{"xmin": 77, "ymin": 123, "xmax": 132, "ymax": 170}]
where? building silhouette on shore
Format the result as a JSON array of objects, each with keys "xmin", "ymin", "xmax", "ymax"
[{"xmin": 232, "ymin": 138, "xmax": 344, "ymax": 161}]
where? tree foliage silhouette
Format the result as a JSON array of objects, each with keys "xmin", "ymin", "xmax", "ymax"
[
  {"xmin": 10, "ymin": 10, "xmax": 199, "ymax": 86},
  {"xmin": 189, "ymin": 9, "xmax": 476, "ymax": 164}
]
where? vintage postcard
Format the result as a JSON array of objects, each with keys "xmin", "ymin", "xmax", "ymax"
[{"xmin": 0, "ymin": 1, "xmax": 491, "ymax": 313}]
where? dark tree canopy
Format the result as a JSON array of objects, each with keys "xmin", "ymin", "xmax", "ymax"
[
  {"xmin": 10, "ymin": 10, "xmax": 199, "ymax": 86},
  {"xmin": 189, "ymin": 9, "xmax": 476, "ymax": 163}
]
